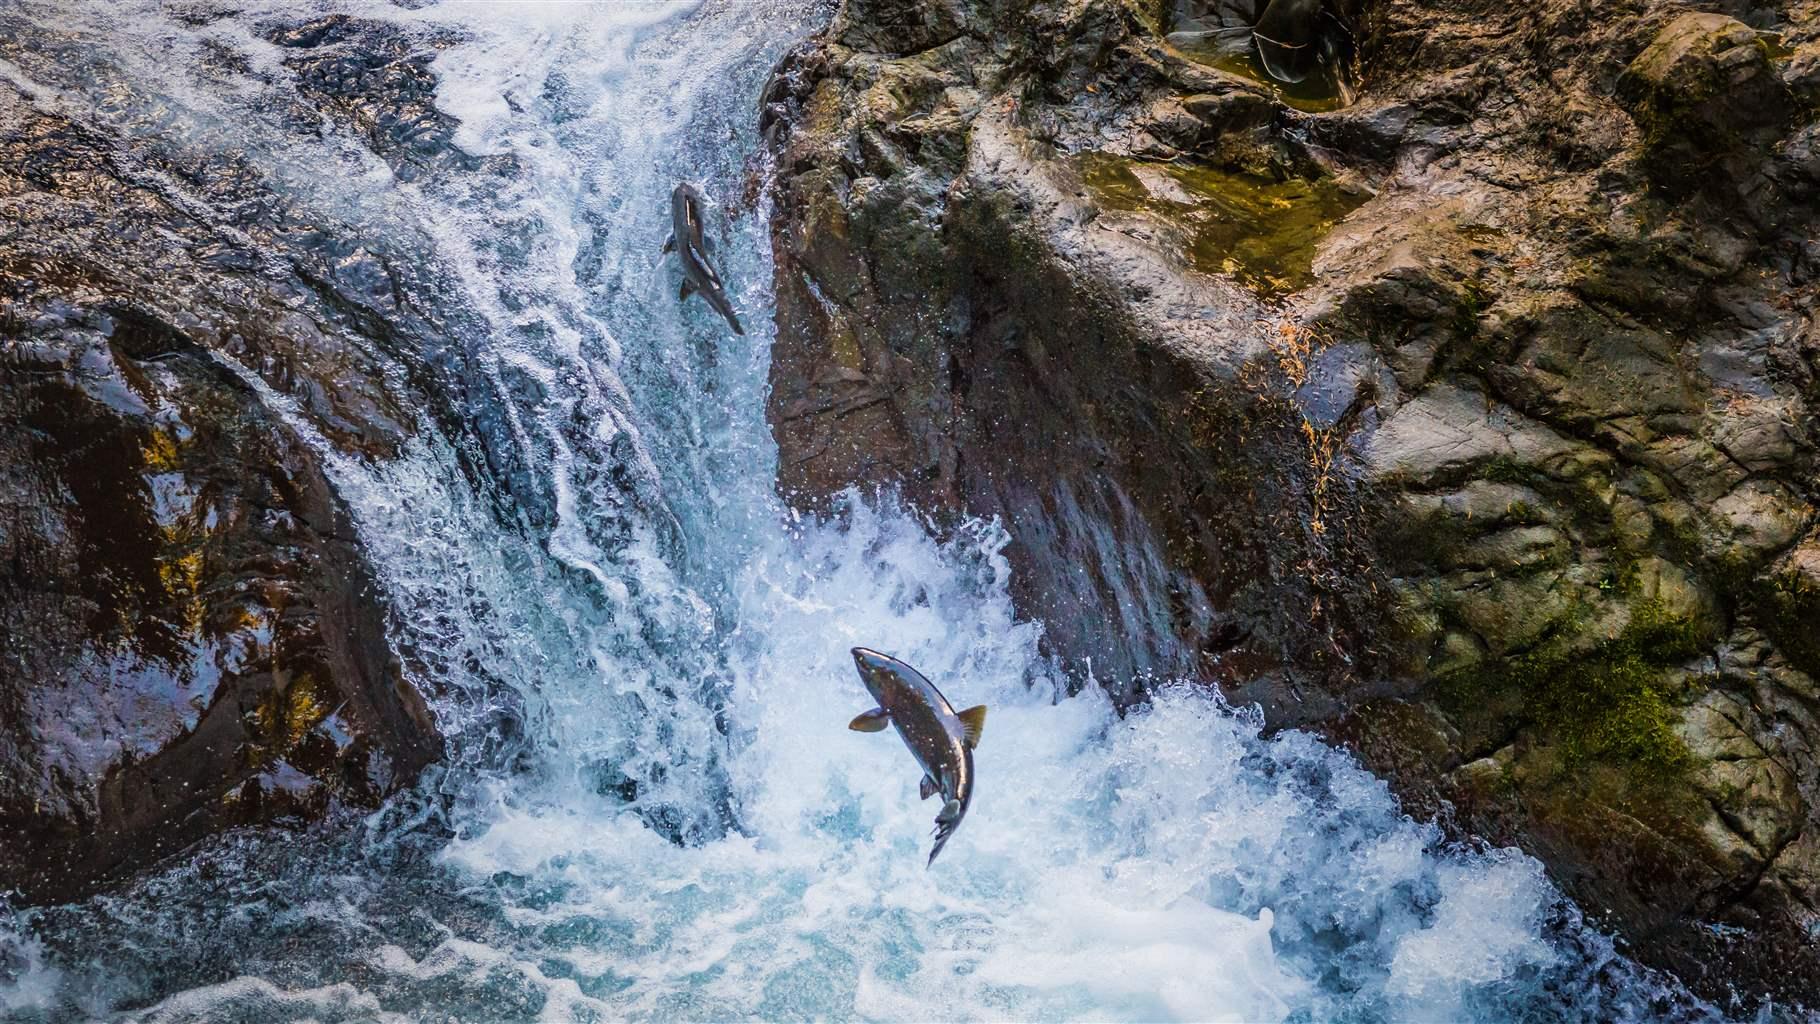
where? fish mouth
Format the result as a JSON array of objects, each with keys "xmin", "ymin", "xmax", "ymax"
[{"xmin": 850, "ymin": 647, "xmax": 887, "ymax": 699}]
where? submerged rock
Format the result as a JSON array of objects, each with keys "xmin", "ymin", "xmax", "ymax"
[{"xmin": 762, "ymin": 0, "xmax": 1820, "ymax": 1004}]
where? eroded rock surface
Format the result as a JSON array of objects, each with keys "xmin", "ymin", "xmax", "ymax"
[{"xmin": 764, "ymin": 0, "xmax": 1820, "ymax": 1002}]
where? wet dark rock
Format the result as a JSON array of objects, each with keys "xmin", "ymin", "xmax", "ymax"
[
  {"xmin": 0, "ymin": 66, "xmax": 444, "ymax": 899},
  {"xmin": 834, "ymin": 0, "xmax": 969, "ymax": 54},
  {"xmin": 763, "ymin": 0, "xmax": 1820, "ymax": 1004},
  {"xmin": 1253, "ymin": 0, "xmax": 1324, "ymax": 84},
  {"xmin": 268, "ymin": 15, "xmax": 485, "ymax": 182}
]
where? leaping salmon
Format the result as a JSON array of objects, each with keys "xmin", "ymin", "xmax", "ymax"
[
  {"xmin": 847, "ymin": 647, "xmax": 986, "ymax": 866},
  {"xmin": 662, "ymin": 182, "xmax": 744, "ymax": 335}
]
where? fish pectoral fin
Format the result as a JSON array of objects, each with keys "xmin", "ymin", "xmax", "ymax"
[
  {"xmin": 679, "ymin": 280, "xmax": 696, "ymax": 301},
  {"xmin": 703, "ymin": 233, "xmax": 716, "ymax": 254},
  {"xmin": 848, "ymin": 707, "xmax": 890, "ymax": 733},
  {"xmin": 935, "ymin": 799, "xmax": 963, "ymax": 824},
  {"xmin": 919, "ymin": 774, "xmax": 939, "ymax": 800},
  {"xmin": 956, "ymin": 705, "xmax": 987, "ymax": 749},
  {"xmin": 661, "ymin": 234, "xmax": 675, "ymax": 254}
]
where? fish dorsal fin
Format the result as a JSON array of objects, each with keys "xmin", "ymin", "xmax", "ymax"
[
  {"xmin": 919, "ymin": 773, "xmax": 939, "ymax": 800},
  {"xmin": 849, "ymin": 707, "xmax": 890, "ymax": 733},
  {"xmin": 661, "ymin": 234, "xmax": 675, "ymax": 254},
  {"xmin": 956, "ymin": 705, "xmax": 986, "ymax": 749},
  {"xmin": 679, "ymin": 280, "xmax": 696, "ymax": 301}
]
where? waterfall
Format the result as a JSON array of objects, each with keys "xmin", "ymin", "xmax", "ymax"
[{"xmin": 0, "ymin": 2, "xmax": 1717, "ymax": 1020}]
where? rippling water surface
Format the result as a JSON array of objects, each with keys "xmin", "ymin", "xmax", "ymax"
[{"xmin": 0, "ymin": 2, "xmax": 1723, "ymax": 1020}]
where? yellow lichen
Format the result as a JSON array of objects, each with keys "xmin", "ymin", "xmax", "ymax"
[{"xmin": 139, "ymin": 428, "xmax": 181, "ymax": 472}]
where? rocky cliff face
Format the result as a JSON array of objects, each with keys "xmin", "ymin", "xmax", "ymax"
[
  {"xmin": 763, "ymin": 0, "xmax": 1820, "ymax": 1003},
  {"xmin": 0, "ymin": 14, "xmax": 463, "ymax": 902}
]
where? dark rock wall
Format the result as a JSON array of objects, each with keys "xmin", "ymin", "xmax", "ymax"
[
  {"xmin": 764, "ymin": 0, "xmax": 1820, "ymax": 1003},
  {"xmin": 0, "ymin": 16, "xmax": 459, "ymax": 902}
]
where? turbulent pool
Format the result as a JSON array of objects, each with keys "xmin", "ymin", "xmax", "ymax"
[{"xmin": 0, "ymin": 2, "xmax": 1724, "ymax": 1021}]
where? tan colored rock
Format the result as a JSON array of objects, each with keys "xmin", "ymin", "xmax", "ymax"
[
  {"xmin": 1708, "ymin": 394, "xmax": 1803, "ymax": 473},
  {"xmin": 1450, "ymin": 525, "xmax": 1568, "ymax": 574},
  {"xmin": 1631, "ymin": 556, "xmax": 1719, "ymax": 631},
  {"xmin": 1449, "ymin": 572, "xmax": 1582, "ymax": 657},
  {"xmin": 1702, "ymin": 479, "xmax": 1811, "ymax": 565},
  {"xmin": 1364, "ymin": 385, "xmax": 1579, "ymax": 484},
  {"xmin": 1677, "ymin": 691, "xmax": 1804, "ymax": 864},
  {"xmin": 1611, "ymin": 494, "xmax": 1655, "ymax": 552},
  {"xmin": 1431, "ymin": 629, "xmax": 1486, "ymax": 676}
]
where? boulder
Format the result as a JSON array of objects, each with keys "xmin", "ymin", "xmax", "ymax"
[{"xmin": 1617, "ymin": 13, "xmax": 1793, "ymax": 185}]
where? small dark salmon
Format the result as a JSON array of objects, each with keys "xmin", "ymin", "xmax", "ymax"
[
  {"xmin": 848, "ymin": 647, "xmax": 986, "ymax": 866},
  {"xmin": 661, "ymin": 182, "xmax": 744, "ymax": 335}
]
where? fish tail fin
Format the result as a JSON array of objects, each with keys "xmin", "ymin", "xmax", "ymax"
[
  {"xmin": 926, "ymin": 834, "xmax": 950, "ymax": 868},
  {"xmin": 927, "ymin": 800, "xmax": 963, "ymax": 866},
  {"xmin": 708, "ymin": 292, "xmax": 744, "ymax": 335}
]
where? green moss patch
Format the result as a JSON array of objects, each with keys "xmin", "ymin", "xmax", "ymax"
[
  {"xmin": 1439, "ymin": 600, "xmax": 1704, "ymax": 780},
  {"xmin": 1080, "ymin": 153, "xmax": 1366, "ymax": 296},
  {"xmin": 1755, "ymin": 565, "xmax": 1820, "ymax": 681}
]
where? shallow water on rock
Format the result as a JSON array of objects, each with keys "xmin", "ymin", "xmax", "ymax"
[
  {"xmin": 1079, "ymin": 152, "xmax": 1366, "ymax": 297},
  {"xmin": 1168, "ymin": 37, "xmax": 1356, "ymax": 114},
  {"xmin": 0, "ymin": 1, "xmax": 1730, "ymax": 1020}
]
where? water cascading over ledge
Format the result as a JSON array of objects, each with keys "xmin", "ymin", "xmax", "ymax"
[{"xmin": 0, "ymin": 0, "xmax": 1792, "ymax": 1019}]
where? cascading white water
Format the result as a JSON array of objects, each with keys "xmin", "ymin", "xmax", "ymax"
[{"xmin": 0, "ymin": 2, "xmax": 1722, "ymax": 1021}]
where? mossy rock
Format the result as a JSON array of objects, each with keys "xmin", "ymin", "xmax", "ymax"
[
  {"xmin": 1617, "ymin": 13, "xmax": 1792, "ymax": 172},
  {"xmin": 1754, "ymin": 537, "xmax": 1820, "ymax": 680},
  {"xmin": 1437, "ymin": 600, "xmax": 1708, "ymax": 783}
]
